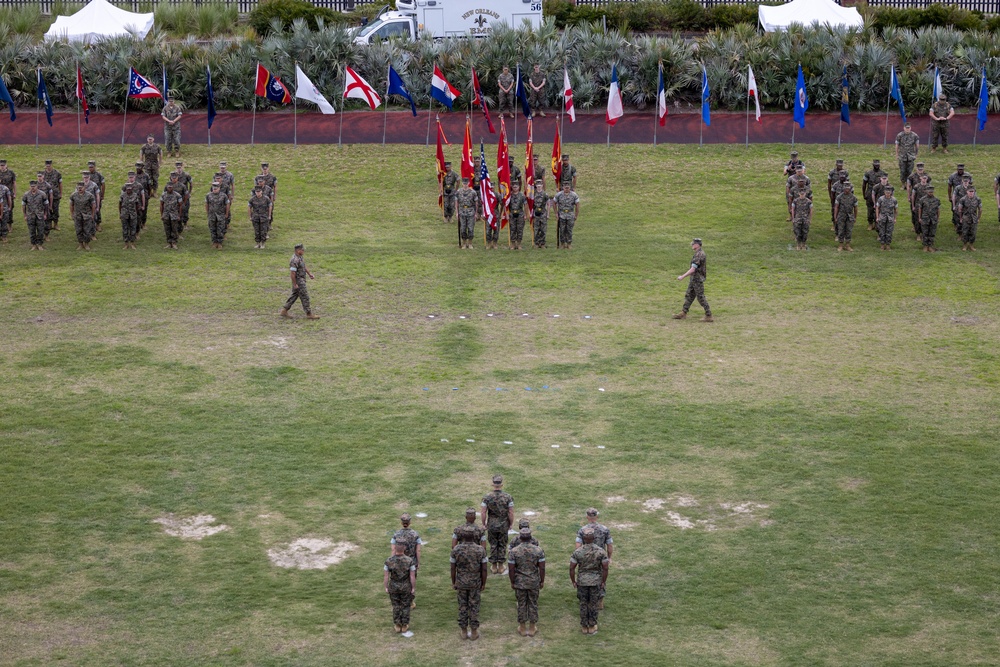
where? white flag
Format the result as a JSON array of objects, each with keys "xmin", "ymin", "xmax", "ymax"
[
  {"xmin": 295, "ymin": 64, "xmax": 335, "ymax": 114},
  {"xmin": 563, "ymin": 67, "xmax": 575, "ymax": 123},
  {"xmin": 747, "ymin": 65, "xmax": 761, "ymax": 122}
]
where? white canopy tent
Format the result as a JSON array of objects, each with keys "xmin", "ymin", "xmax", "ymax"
[
  {"xmin": 759, "ymin": 0, "xmax": 864, "ymax": 32},
  {"xmin": 44, "ymin": 0, "xmax": 155, "ymax": 43}
]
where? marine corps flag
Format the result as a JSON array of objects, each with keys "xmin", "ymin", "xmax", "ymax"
[
  {"xmin": 524, "ymin": 118, "xmax": 534, "ymax": 223},
  {"xmin": 551, "ymin": 125, "xmax": 562, "ymax": 185},
  {"xmin": 255, "ymin": 63, "xmax": 291, "ymax": 104},
  {"xmin": 436, "ymin": 117, "xmax": 448, "ymax": 209},
  {"xmin": 497, "ymin": 118, "xmax": 511, "ymax": 229},
  {"xmin": 461, "ymin": 116, "xmax": 474, "ymax": 182}
]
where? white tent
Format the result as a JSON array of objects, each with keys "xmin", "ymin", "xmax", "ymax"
[
  {"xmin": 759, "ymin": 0, "xmax": 864, "ymax": 33},
  {"xmin": 44, "ymin": 0, "xmax": 154, "ymax": 43}
]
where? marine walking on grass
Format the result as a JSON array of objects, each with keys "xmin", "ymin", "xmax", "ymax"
[
  {"xmin": 918, "ymin": 185, "xmax": 941, "ymax": 252},
  {"xmin": 0, "ymin": 178, "xmax": 12, "ymax": 244},
  {"xmin": 22, "ymin": 180, "xmax": 49, "ymax": 250},
  {"xmin": 205, "ymin": 182, "xmax": 229, "ymax": 249},
  {"xmin": 86, "ymin": 161, "xmax": 105, "ymax": 231},
  {"xmin": 160, "ymin": 182, "xmax": 183, "ymax": 249},
  {"xmin": 140, "ymin": 135, "xmax": 162, "ymax": 194},
  {"xmin": 791, "ymin": 181, "xmax": 814, "ymax": 250},
  {"xmin": 384, "ymin": 543, "xmax": 416, "ymax": 634},
  {"xmin": 457, "ymin": 178, "xmax": 480, "ymax": 249},
  {"xmin": 948, "ymin": 164, "xmax": 971, "ymax": 229},
  {"xmin": 69, "ymin": 180, "xmax": 96, "ymax": 250},
  {"xmin": 956, "ymin": 185, "xmax": 982, "ymax": 251},
  {"xmin": 553, "ymin": 182, "xmax": 579, "ymax": 249},
  {"xmin": 834, "ymin": 183, "xmax": 859, "ymax": 251},
  {"xmin": 281, "ymin": 243, "xmax": 319, "ymax": 319},
  {"xmin": 875, "ymin": 185, "xmax": 898, "ymax": 250},
  {"xmin": 862, "ymin": 159, "xmax": 886, "ymax": 230},
  {"xmin": 118, "ymin": 182, "xmax": 142, "ymax": 250},
  {"xmin": 910, "ymin": 174, "xmax": 931, "ymax": 240},
  {"xmin": 481, "ymin": 475, "xmax": 515, "ymax": 573},
  {"xmin": 451, "ymin": 525, "xmax": 488, "ymax": 641},
  {"xmin": 782, "ymin": 150, "xmax": 803, "ymax": 178},
  {"xmin": 532, "ymin": 180, "xmax": 550, "ymax": 249},
  {"xmin": 507, "ymin": 181, "xmax": 528, "ymax": 250},
  {"xmin": 42, "ymin": 160, "xmax": 62, "ymax": 231},
  {"xmin": 570, "ymin": 527, "xmax": 609, "ymax": 635},
  {"xmin": 508, "ymin": 528, "xmax": 545, "ymax": 637},
  {"xmin": 951, "ymin": 175, "xmax": 972, "ymax": 235},
  {"xmin": 895, "ymin": 122, "xmax": 919, "ymax": 184},
  {"xmin": 249, "ymin": 186, "xmax": 272, "ymax": 250},
  {"xmin": 673, "ymin": 238, "xmax": 713, "ymax": 322},
  {"xmin": 441, "ymin": 161, "xmax": 459, "ymax": 224}
]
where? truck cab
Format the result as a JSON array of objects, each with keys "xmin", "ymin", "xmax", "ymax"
[
  {"xmin": 352, "ymin": 10, "xmax": 417, "ymax": 45},
  {"xmin": 353, "ymin": 0, "xmax": 542, "ymax": 44}
]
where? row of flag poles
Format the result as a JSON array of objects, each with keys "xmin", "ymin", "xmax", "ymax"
[{"xmin": 1, "ymin": 62, "xmax": 993, "ymax": 146}]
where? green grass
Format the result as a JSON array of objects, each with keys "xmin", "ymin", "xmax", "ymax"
[{"xmin": 1, "ymin": 142, "xmax": 999, "ymax": 666}]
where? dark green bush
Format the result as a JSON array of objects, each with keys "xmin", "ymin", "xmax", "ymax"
[
  {"xmin": 248, "ymin": 0, "xmax": 338, "ymax": 36},
  {"xmin": 707, "ymin": 4, "xmax": 759, "ymax": 30},
  {"xmin": 870, "ymin": 4, "xmax": 987, "ymax": 31}
]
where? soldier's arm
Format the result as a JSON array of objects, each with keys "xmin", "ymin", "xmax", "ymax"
[
  {"xmin": 574, "ymin": 202, "xmax": 579, "ymax": 219},
  {"xmin": 946, "ymin": 106, "xmax": 955, "ymax": 120},
  {"xmin": 480, "ymin": 560, "xmax": 488, "ymax": 590},
  {"xmin": 508, "ymin": 560, "xmax": 516, "ymax": 588},
  {"xmin": 160, "ymin": 200, "xmax": 165, "ymax": 215},
  {"xmin": 569, "ymin": 561, "xmax": 577, "ymax": 588},
  {"xmin": 894, "ymin": 142, "xmax": 899, "ymax": 160},
  {"xmin": 480, "ymin": 505, "xmax": 487, "ymax": 527},
  {"xmin": 605, "ymin": 541, "xmax": 613, "ymax": 560},
  {"xmin": 90, "ymin": 200, "xmax": 97, "ymax": 216},
  {"xmin": 415, "ymin": 540, "xmax": 421, "ymax": 562},
  {"xmin": 538, "ymin": 561, "xmax": 545, "ymax": 588},
  {"xmin": 875, "ymin": 203, "xmax": 880, "ymax": 219},
  {"xmin": 450, "ymin": 562, "xmax": 457, "ymax": 588},
  {"xmin": 507, "ymin": 506, "xmax": 514, "ymax": 527},
  {"xmin": 409, "ymin": 567, "xmax": 416, "ymax": 595},
  {"xmin": 601, "ymin": 559, "xmax": 609, "ymax": 587},
  {"xmin": 383, "ymin": 568, "xmax": 390, "ymax": 594}
]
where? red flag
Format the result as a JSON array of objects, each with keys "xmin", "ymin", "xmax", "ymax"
[
  {"xmin": 343, "ymin": 65, "xmax": 381, "ymax": 109},
  {"xmin": 496, "ymin": 118, "xmax": 511, "ymax": 229},
  {"xmin": 255, "ymin": 63, "xmax": 291, "ymax": 104},
  {"xmin": 461, "ymin": 116, "xmax": 473, "ymax": 182},
  {"xmin": 525, "ymin": 118, "xmax": 534, "ymax": 223},
  {"xmin": 551, "ymin": 125, "xmax": 562, "ymax": 185},
  {"xmin": 563, "ymin": 68, "xmax": 575, "ymax": 123},
  {"xmin": 76, "ymin": 65, "xmax": 89, "ymax": 124},
  {"xmin": 128, "ymin": 67, "xmax": 162, "ymax": 99},
  {"xmin": 471, "ymin": 67, "xmax": 496, "ymax": 134},
  {"xmin": 436, "ymin": 118, "xmax": 447, "ymax": 209}
]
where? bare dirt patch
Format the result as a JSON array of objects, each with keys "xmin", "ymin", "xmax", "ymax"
[
  {"xmin": 670, "ymin": 494, "xmax": 700, "ymax": 507},
  {"xmin": 154, "ymin": 514, "xmax": 230, "ymax": 540},
  {"xmin": 267, "ymin": 538, "xmax": 358, "ymax": 570},
  {"xmin": 642, "ymin": 498, "xmax": 666, "ymax": 512},
  {"xmin": 606, "ymin": 495, "xmax": 627, "ymax": 504},
  {"xmin": 608, "ymin": 521, "xmax": 638, "ymax": 530}
]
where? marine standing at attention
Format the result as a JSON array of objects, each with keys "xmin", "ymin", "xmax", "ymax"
[{"xmin": 481, "ymin": 475, "xmax": 514, "ymax": 574}]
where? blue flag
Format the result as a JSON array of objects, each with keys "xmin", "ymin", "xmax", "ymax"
[
  {"xmin": 977, "ymin": 66, "xmax": 988, "ymax": 132},
  {"xmin": 206, "ymin": 66, "xmax": 217, "ymax": 129},
  {"xmin": 793, "ymin": 64, "xmax": 808, "ymax": 129},
  {"xmin": 0, "ymin": 75, "xmax": 15, "ymax": 122},
  {"xmin": 388, "ymin": 65, "xmax": 417, "ymax": 117},
  {"xmin": 890, "ymin": 65, "xmax": 907, "ymax": 124},
  {"xmin": 701, "ymin": 66, "xmax": 711, "ymax": 126},
  {"xmin": 162, "ymin": 64, "xmax": 168, "ymax": 102},
  {"xmin": 37, "ymin": 69, "xmax": 53, "ymax": 127},
  {"xmin": 932, "ymin": 66, "xmax": 942, "ymax": 100},
  {"xmin": 840, "ymin": 67, "xmax": 850, "ymax": 125},
  {"xmin": 515, "ymin": 65, "xmax": 532, "ymax": 119}
]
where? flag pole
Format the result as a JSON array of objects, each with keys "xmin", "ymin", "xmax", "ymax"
[
  {"xmin": 699, "ymin": 114, "xmax": 704, "ymax": 148},
  {"xmin": 292, "ymin": 61, "xmax": 297, "ymax": 148},
  {"xmin": 883, "ymin": 92, "xmax": 891, "ymax": 150},
  {"xmin": 837, "ymin": 118, "xmax": 843, "ymax": 149},
  {"xmin": 251, "ymin": 64, "xmax": 257, "ymax": 148},
  {"xmin": 35, "ymin": 68, "xmax": 40, "ymax": 149},
  {"xmin": 654, "ymin": 61, "xmax": 660, "ymax": 147},
  {"xmin": 745, "ymin": 83, "xmax": 750, "ymax": 149},
  {"xmin": 121, "ymin": 73, "xmax": 129, "ymax": 147},
  {"xmin": 425, "ymin": 62, "xmax": 434, "ymax": 146},
  {"xmin": 791, "ymin": 122, "xmax": 795, "ymax": 148},
  {"xmin": 560, "ymin": 57, "xmax": 566, "ymax": 142},
  {"xmin": 76, "ymin": 61, "xmax": 82, "ymax": 147},
  {"xmin": 338, "ymin": 64, "xmax": 346, "ymax": 148},
  {"xmin": 382, "ymin": 61, "xmax": 390, "ymax": 146}
]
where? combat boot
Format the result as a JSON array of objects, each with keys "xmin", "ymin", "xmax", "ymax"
[
  {"xmin": 969, "ymin": 244, "xmax": 976, "ymax": 251},
  {"xmin": 518, "ymin": 623, "xmax": 527, "ymax": 636},
  {"xmin": 591, "ymin": 624, "xmax": 598, "ymax": 634},
  {"xmin": 837, "ymin": 244, "xmax": 844, "ymax": 252},
  {"xmin": 394, "ymin": 624, "xmax": 401, "ymax": 633},
  {"xmin": 671, "ymin": 312, "xmax": 687, "ymax": 320},
  {"xmin": 306, "ymin": 313, "xmax": 320, "ymax": 320},
  {"xmin": 581, "ymin": 626, "xmax": 589, "ymax": 634},
  {"xmin": 280, "ymin": 308, "xmax": 292, "ymax": 319},
  {"xmin": 459, "ymin": 626, "xmax": 468, "ymax": 640},
  {"xmin": 846, "ymin": 244, "xmax": 855, "ymax": 251},
  {"xmin": 701, "ymin": 315, "xmax": 714, "ymax": 322},
  {"xmin": 527, "ymin": 622, "xmax": 536, "ymax": 637},
  {"xmin": 470, "ymin": 628, "xmax": 479, "ymax": 640},
  {"xmin": 400, "ymin": 624, "xmax": 408, "ymax": 633},
  {"xmin": 410, "ymin": 600, "xmax": 416, "ymax": 609}
]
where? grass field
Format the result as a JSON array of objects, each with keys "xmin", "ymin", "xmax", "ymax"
[{"xmin": 1, "ymin": 142, "xmax": 999, "ymax": 667}]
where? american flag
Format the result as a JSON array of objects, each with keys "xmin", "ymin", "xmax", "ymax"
[
  {"xmin": 128, "ymin": 68, "xmax": 162, "ymax": 99},
  {"xmin": 479, "ymin": 142, "xmax": 498, "ymax": 230}
]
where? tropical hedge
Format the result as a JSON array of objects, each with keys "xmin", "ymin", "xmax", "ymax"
[{"xmin": 1, "ymin": 19, "xmax": 998, "ymax": 116}]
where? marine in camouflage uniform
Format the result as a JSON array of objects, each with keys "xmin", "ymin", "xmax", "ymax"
[
  {"xmin": 281, "ymin": 244, "xmax": 319, "ymax": 319},
  {"xmin": 498, "ymin": 66, "xmax": 515, "ymax": 118},
  {"xmin": 951, "ymin": 176, "xmax": 972, "ymax": 235},
  {"xmin": 42, "ymin": 161, "xmax": 62, "ymax": 230},
  {"xmin": 875, "ymin": 186, "xmax": 899, "ymax": 249},
  {"xmin": 829, "ymin": 172, "xmax": 848, "ymax": 225},
  {"xmin": 528, "ymin": 64, "xmax": 546, "ymax": 117},
  {"xmin": 532, "ymin": 181, "xmax": 550, "ymax": 248},
  {"xmin": 162, "ymin": 98, "xmax": 183, "ymax": 157},
  {"xmin": 508, "ymin": 528, "xmax": 545, "ymax": 636},
  {"xmin": 507, "ymin": 182, "xmax": 528, "ymax": 250},
  {"xmin": 33, "ymin": 172, "xmax": 53, "ymax": 238},
  {"xmin": 219, "ymin": 163, "xmax": 236, "ymax": 230},
  {"xmin": 826, "ymin": 159, "xmax": 844, "ymax": 217},
  {"xmin": 0, "ymin": 181, "xmax": 11, "ymax": 243},
  {"xmin": 119, "ymin": 183, "xmax": 142, "ymax": 249},
  {"xmin": 160, "ymin": 184, "xmax": 183, "ymax": 249},
  {"xmin": 508, "ymin": 158, "xmax": 522, "ymax": 191},
  {"xmin": 673, "ymin": 238, "xmax": 712, "ymax": 321},
  {"xmin": 0, "ymin": 160, "xmax": 15, "ymax": 240},
  {"xmin": 947, "ymin": 165, "xmax": 970, "ymax": 231},
  {"xmin": 174, "ymin": 162, "xmax": 192, "ymax": 227},
  {"xmin": 69, "ymin": 182, "xmax": 96, "ymax": 249},
  {"xmin": 895, "ymin": 123, "xmax": 919, "ymax": 184},
  {"xmin": 451, "ymin": 526, "xmax": 488, "ymax": 640},
  {"xmin": 205, "ymin": 183, "xmax": 229, "ymax": 249},
  {"xmin": 558, "ymin": 154, "xmax": 577, "ymax": 191},
  {"xmin": 570, "ymin": 528, "xmax": 609, "ymax": 635},
  {"xmin": 787, "ymin": 166, "xmax": 811, "ymax": 221},
  {"xmin": 213, "ymin": 172, "xmax": 233, "ymax": 234},
  {"xmin": 516, "ymin": 518, "xmax": 540, "ymax": 546},
  {"xmin": 22, "ymin": 181, "xmax": 49, "ymax": 249},
  {"xmin": 383, "ymin": 544, "xmax": 415, "ymax": 633},
  {"xmin": 86, "ymin": 161, "xmax": 105, "ymax": 231},
  {"xmin": 956, "ymin": 186, "xmax": 982, "ymax": 251},
  {"xmin": 441, "ymin": 162, "xmax": 459, "ymax": 222},
  {"xmin": 453, "ymin": 508, "xmax": 487, "ymax": 548},
  {"xmin": 140, "ymin": 135, "xmax": 162, "ymax": 194},
  {"xmin": 929, "ymin": 94, "xmax": 954, "ymax": 152},
  {"xmin": 782, "ymin": 150, "xmax": 803, "ymax": 178},
  {"xmin": 792, "ymin": 184, "xmax": 815, "ymax": 248},
  {"xmin": 553, "ymin": 183, "xmax": 579, "ymax": 249},
  {"xmin": 532, "ymin": 155, "xmax": 546, "ymax": 191},
  {"xmin": 870, "ymin": 175, "xmax": 890, "ymax": 232},
  {"xmin": 834, "ymin": 183, "xmax": 859, "ymax": 250},
  {"xmin": 253, "ymin": 176, "xmax": 274, "ymax": 238},
  {"xmin": 390, "ymin": 513, "xmax": 423, "ymax": 583},
  {"xmin": 81, "ymin": 173, "xmax": 101, "ymax": 233},
  {"xmin": 456, "ymin": 178, "xmax": 480, "ymax": 249},
  {"xmin": 249, "ymin": 184, "xmax": 272, "ymax": 249},
  {"xmin": 481, "ymin": 474, "xmax": 514, "ymax": 571},
  {"xmin": 918, "ymin": 185, "xmax": 941, "ymax": 252},
  {"xmin": 910, "ymin": 175, "xmax": 931, "ymax": 239},
  {"xmin": 259, "ymin": 162, "xmax": 277, "ymax": 225},
  {"xmin": 133, "ymin": 163, "xmax": 151, "ymax": 230},
  {"xmin": 862, "ymin": 159, "xmax": 886, "ymax": 229},
  {"xmin": 576, "ymin": 508, "xmax": 614, "ymax": 608}
]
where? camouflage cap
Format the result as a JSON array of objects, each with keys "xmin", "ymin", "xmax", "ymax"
[
  {"xmin": 175, "ymin": 161, "xmax": 183, "ymax": 166},
  {"xmin": 795, "ymin": 164, "xmax": 805, "ymax": 170},
  {"xmin": 127, "ymin": 171, "xmax": 136, "ymax": 177},
  {"xmin": 29, "ymin": 179, "xmax": 37, "ymax": 186},
  {"xmin": 967, "ymin": 185, "xmax": 976, "ymax": 191},
  {"xmin": 211, "ymin": 182, "xmax": 220, "ymax": 188},
  {"xmin": 962, "ymin": 174, "xmax": 971, "ymax": 181},
  {"xmin": 76, "ymin": 181, "xmax": 84, "ymax": 187},
  {"xmin": 492, "ymin": 474, "xmax": 503, "ymax": 484},
  {"xmin": 400, "ymin": 513, "xmax": 411, "ymax": 522},
  {"xmin": 219, "ymin": 161, "xmax": 228, "ymax": 167},
  {"xmin": 294, "ymin": 243, "xmax": 304, "ymax": 250},
  {"xmin": 444, "ymin": 161, "xmax": 452, "ymax": 166},
  {"xmin": 165, "ymin": 182, "xmax": 174, "ymax": 188},
  {"xmin": 254, "ymin": 175, "xmax": 265, "ymax": 181},
  {"xmin": 45, "ymin": 159, "xmax": 53, "ymax": 164},
  {"xmin": 0, "ymin": 160, "xmax": 6, "ymax": 165},
  {"xmin": 124, "ymin": 183, "xmax": 134, "ymax": 189},
  {"xmin": 261, "ymin": 162, "xmax": 269, "ymax": 167},
  {"xmin": 692, "ymin": 238, "xmax": 702, "ymax": 245},
  {"xmin": 581, "ymin": 527, "xmax": 595, "ymax": 538},
  {"xmin": 586, "ymin": 507, "xmax": 599, "ymax": 517},
  {"xmin": 873, "ymin": 159, "xmax": 881, "ymax": 164},
  {"xmin": 519, "ymin": 528, "xmax": 532, "ymax": 538},
  {"xmin": 253, "ymin": 186, "xmax": 263, "ymax": 192},
  {"xmin": 169, "ymin": 172, "xmax": 179, "ymax": 178},
  {"xmin": 146, "ymin": 133, "xmax": 155, "ymax": 138},
  {"xmin": 87, "ymin": 160, "xmax": 96, "ymax": 166},
  {"xmin": 790, "ymin": 151, "xmax": 798, "ymax": 156},
  {"xmin": 926, "ymin": 185, "xmax": 935, "ymax": 191},
  {"xmin": 81, "ymin": 171, "xmax": 90, "ymax": 176},
  {"xmin": 36, "ymin": 171, "xmax": 44, "ymax": 176},
  {"xmin": 957, "ymin": 163, "xmax": 965, "ymax": 169},
  {"xmin": 836, "ymin": 159, "xmax": 844, "ymax": 164},
  {"xmin": 885, "ymin": 185, "xmax": 894, "ymax": 191},
  {"xmin": 135, "ymin": 161, "xmax": 144, "ymax": 167},
  {"xmin": 465, "ymin": 507, "xmax": 477, "ymax": 515},
  {"xmin": 518, "ymin": 518, "xmax": 530, "ymax": 528},
  {"xmin": 561, "ymin": 153, "xmax": 569, "ymax": 159}
]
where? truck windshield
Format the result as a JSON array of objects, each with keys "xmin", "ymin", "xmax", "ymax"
[{"xmin": 357, "ymin": 19, "xmax": 387, "ymax": 38}]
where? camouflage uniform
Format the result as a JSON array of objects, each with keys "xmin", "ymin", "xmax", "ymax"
[
  {"xmin": 508, "ymin": 190, "xmax": 527, "ymax": 247},
  {"xmin": 220, "ymin": 169, "xmax": 236, "ymax": 229},
  {"xmin": 0, "ymin": 166, "xmax": 14, "ymax": 236},
  {"xmin": 834, "ymin": 190, "xmax": 858, "ymax": 244},
  {"xmin": 482, "ymin": 489, "xmax": 514, "ymax": 565},
  {"xmin": 141, "ymin": 143, "xmax": 162, "ymax": 193},
  {"xmin": 34, "ymin": 178, "xmax": 53, "ymax": 235},
  {"xmin": 160, "ymin": 189, "xmax": 183, "ymax": 244},
  {"xmin": 451, "ymin": 539, "xmax": 487, "ymax": 630},
  {"xmin": 442, "ymin": 170, "xmax": 460, "ymax": 218},
  {"xmin": 457, "ymin": 186, "xmax": 479, "ymax": 244},
  {"xmin": 166, "ymin": 178, "xmax": 188, "ymax": 228},
  {"xmin": 486, "ymin": 205, "xmax": 501, "ymax": 245},
  {"xmin": 384, "ymin": 554, "xmax": 415, "ymax": 628},
  {"xmin": 957, "ymin": 193, "xmax": 982, "ymax": 245},
  {"xmin": 533, "ymin": 163, "xmax": 546, "ymax": 189},
  {"xmin": 919, "ymin": 192, "xmax": 941, "ymax": 248},
  {"xmin": 951, "ymin": 180, "xmax": 970, "ymax": 234},
  {"xmin": 43, "ymin": 167, "xmax": 62, "ymax": 228},
  {"xmin": 910, "ymin": 180, "xmax": 931, "ymax": 236},
  {"xmin": 22, "ymin": 188, "xmax": 49, "ymax": 246},
  {"xmin": 876, "ymin": 193, "xmax": 898, "ymax": 245},
  {"xmin": 528, "ymin": 69, "xmax": 545, "ymax": 115},
  {"xmin": 947, "ymin": 170, "xmax": 970, "ymax": 229},
  {"xmin": 508, "ymin": 540, "xmax": 545, "ymax": 624},
  {"xmin": 559, "ymin": 163, "xmax": 577, "ymax": 191},
  {"xmin": 134, "ymin": 165, "xmax": 151, "ymax": 228},
  {"xmin": 163, "ymin": 103, "xmax": 182, "ymax": 154},
  {"xmin": 509, "ymin": 164, "xmax": 522, "ymax": 191},
  {"xmin": 553, "ymin": 189, "xmax": 579, "ymax": 247},
  {"xmin": 205, "ymin": 190, "xmax": 229, "ymax": 245},
  {"xmin": 930, "ymin": 99, "xmax": 953, "ymax": 150},
  {"xmin": 249, "ymin": 193, "xmax": 271, "ymax": 245},
  {"xmin": 576, "ymin": 521, "xmax": 614, "ymax": 602},
  {"xmin": 862, "ymin": 165, "xmax": 887, "ymax": 225},
  {"xmin": 682, "ymin": 248, "xmax": 711, "ymax": 316},
  {"xmin": 119, "ymin": 188, "xmax": 142, "ymax": 244},
  {"xmin": 452, "ymin": 522, "xmax": 487, "ymax": 546},
  {"xmin": 829, "ymin": 176, "xmax": 848, "ymax": 224},
  {"xmin": 497, "ymin": 70, "xmax": 515, "ymax": 117},
  {"xmin": 571, "ymin": 543, "xmax": 608, "ymax": 629},
  {"xmin": 870, "ymin": 180, "xmax": 889, "ymax": 217},
  {"xmin": 69, "ymin": 188, "xmax": 96, "ymax": 243},
  {"xmin": 533, "ymin": 188, "xmax": 550, "ymax": 248},
  {"xmin": 895, "ymin": 130, "xmax": 919, "ymax": 183},
  {"xmin": 391, "ymin": 527, "xmax": 422, "ymax": 572},
  {"xmin": 176, "ymin": 168, "xmax": 192, "ymax": 225},
  {"xmin": 0, "ymin": 184, "xmax": 11, "ymax": 240},
  {"xmin": 284, "ymin": 252, "xmax": 312, "ymax": 314},
  {"xmin": 87, "ymin": 167, "xmax": 105, "ymax": 228}
]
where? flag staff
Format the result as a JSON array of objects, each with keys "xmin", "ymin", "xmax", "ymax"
[
  {"xmin": 791, "ymin": 122, "xmax": 795, "ymax": 148},
  {"xmin": 560, "ymin": 56, "xmax": 566, "ymax": 142},
  {"xmin": 338, "ymin": 63, "xmax": 346, "ymax": 147},
  {"xmin": 425, "ymin": 62, "xmax": 435, "ymax": 146},
  {"xmin": 76, "ymin": 62, "xmax": 81, "ymax": 147},
  {"xmin": 35, "ymin": 67, "xmax": 41, "ymax": 149},
  {"xmin": 654, "ymin": 62, "xmax": 660, "ymax": 147},
  {"xmin": 382, "ymin": 60, "xmax": 391, "ymax": 146},
  {"xmin": 121, "ymin": 69, "xmax": 129, "ymax": 147},
  {"xmin": 883, "ymin": 91, "xmax": 891, "ymax": 150},
  {"xmin": 251, "ymin": 62, "xmax": 258, "ymax": 147},
  {"xmin": 293, "ymin": 61, "xmax": 298, "ymax": 148},
  {"xmin": 744, "ymin": 71, "xmax": 750, "ymax": 149},
  {"xmin": 837, "ymin": 117, "xmax": 843, "ymax": 149}
]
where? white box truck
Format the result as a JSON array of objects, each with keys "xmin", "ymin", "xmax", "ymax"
[{"xmin": 353, "ymin": 0, "xmax": 543, "ymax": 45}]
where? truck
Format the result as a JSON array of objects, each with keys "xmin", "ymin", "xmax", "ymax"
[{"xmin": 352, "ymin": 0, "xmax": 543, "ymax": 45}]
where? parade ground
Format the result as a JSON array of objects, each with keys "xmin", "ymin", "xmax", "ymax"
[{"xmin": 1, "ymin": 141, "xmax": 998, "ymax": 666}]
